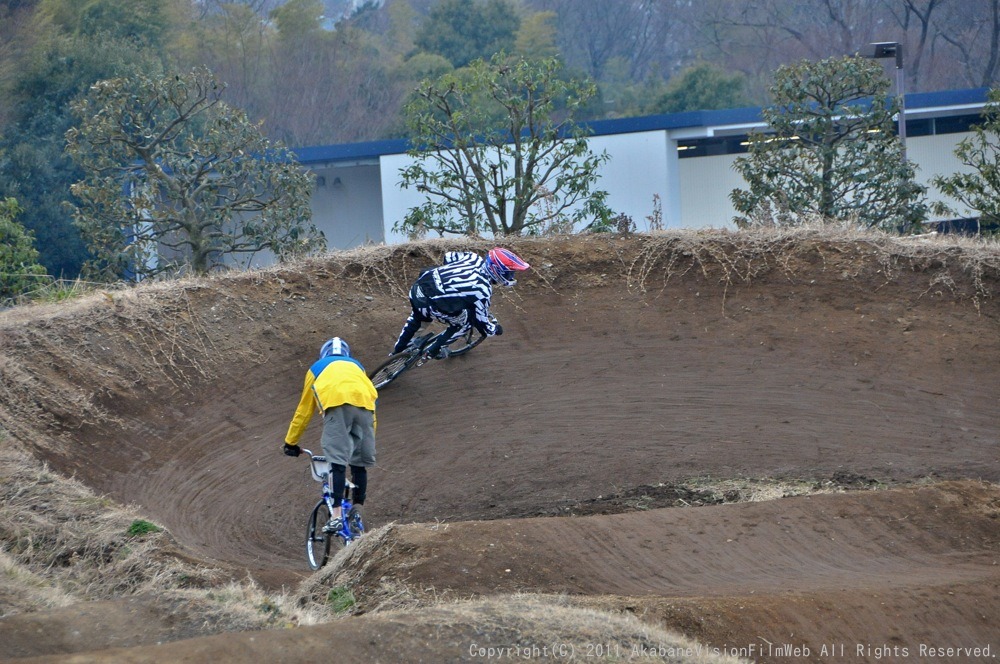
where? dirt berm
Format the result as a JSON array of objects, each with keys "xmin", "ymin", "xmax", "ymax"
[{"xmin": 0, "ymin": 230, "xmax": 997, "ymax": 663}]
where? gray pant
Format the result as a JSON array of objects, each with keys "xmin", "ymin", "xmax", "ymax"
[{"xmin": 320, "ymin": 404, "xmax": 376, "ymax": 467}]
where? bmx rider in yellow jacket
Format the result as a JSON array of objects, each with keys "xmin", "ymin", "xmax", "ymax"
[{"xmin": 283, "ymin": 337, "xmax": 377, "ymax": 532}]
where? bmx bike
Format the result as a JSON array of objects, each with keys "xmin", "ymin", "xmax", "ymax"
[
  {"xmin": 302, "ymin": 448, "xmax": 365, "ymax": 570},
  {"xmin": 368, "ymin": 325, "xmax": 486, "ymax": 389}
]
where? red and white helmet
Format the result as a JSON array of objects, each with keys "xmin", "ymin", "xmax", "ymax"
[{"xmin": 484, "ymin": 247, "xmax": 530, "ymax": 287}]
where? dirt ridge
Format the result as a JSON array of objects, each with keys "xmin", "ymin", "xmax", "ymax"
[{"xmin": 1, "ymin": 230, "xmax": 998, "ymax": 662}]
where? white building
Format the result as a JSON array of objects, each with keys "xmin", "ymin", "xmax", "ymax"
[{"xmin": 294, "ymin": 87, "xmax": 990, "ymax": 249}]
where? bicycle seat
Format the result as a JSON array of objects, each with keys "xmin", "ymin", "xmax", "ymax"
[
  {"xmin": 309, "ymin": 456, "xmax": 331, "ymax": 482},
  {"xmin": 309, "ymin": 456, "xmax": 361, "ymax": 489}
]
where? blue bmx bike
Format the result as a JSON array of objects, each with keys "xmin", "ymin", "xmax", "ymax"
[{"xmin": 302, "ymin": 449, "xmax": 365, "ymax": 570}]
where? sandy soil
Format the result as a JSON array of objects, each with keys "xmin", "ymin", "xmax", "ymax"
[{"xmin": 0, "ymin": 232, "xmax": 998, "ymax": 663}]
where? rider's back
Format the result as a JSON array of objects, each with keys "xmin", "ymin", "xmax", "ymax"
[{"xmin": 418, "ymin": 252, "xmax": 492, "ymax": 314}]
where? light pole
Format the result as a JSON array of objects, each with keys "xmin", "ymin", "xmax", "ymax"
[{"xmin": 868, "ymin": 41, "xmax": 907, "ymax": 162}]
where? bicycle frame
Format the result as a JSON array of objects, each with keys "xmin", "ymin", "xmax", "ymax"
[
  {"xmin": 302, "ymin": 449, "xmax": 365, "ymax": 570},
  {"xmin": 368, "ymin": 325, "xmax": 486, "ymax": 390}
]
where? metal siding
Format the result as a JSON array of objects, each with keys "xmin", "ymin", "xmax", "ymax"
[
  {"xmin": 908, "ymin": 133, "xmax": 979, "ymax": 220},
  {"xmin": 679, "ymin": 154, "xmax": 743, "ymax": 229}
]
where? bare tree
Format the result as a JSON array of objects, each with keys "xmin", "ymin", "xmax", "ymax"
[
  {"xmin": 532, "ymin": 0, "xmax": 682, "ymax": 81},
  {"xmin": 694, "ymin": 0, "xmax": 889, "ymax": 101},
  {"xmin": 931, "ymin": 0, "xmax": 1000, "ymax": 88},
  {"xmin": 879, "ymin": 0, "xmax": 944, "ymax": 90},
  {"xmin": 263, "ymin": 23, "xmax": 405, "ymax": 145},
  {"xmin": 190, "ymin": 2, "xmax": 272, "ymax": 115}
]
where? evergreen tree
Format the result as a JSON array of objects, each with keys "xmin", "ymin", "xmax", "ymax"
[
  {"xmin": 0, "ymin": 0, "xmax": 181, "ymax": 277},
  {"xmin": 731, "ymin": 56, "xmax": 927, "ymax": 231},
  {"xmin": 66, "ymin": 67, "xmax": 324, "ymax": 280},
  {"xmin": 0, "ymin": 197, "xmax": 48, "ymax": 300},
  {"xmin": 399, "ymin": 53, "xmax": 612, "ymax": 237},
  {"xmin": 932, "ymin": 88, "xmax": 1000, "ymax": 232},
  {"xmin": 414, "ymin": 0, "xmax": 520, "ymax": 68},
  {"xmin": 650, "ymin": 63, "xmax": 749, "ymax": 114}
]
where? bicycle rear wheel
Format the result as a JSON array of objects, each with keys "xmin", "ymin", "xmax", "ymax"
[
  {"xmin": 368, "ymin": 350, "xmax": 419, "ymax": 389},
  {"xmin": 306, "ymin": 500, "xmax": 332, "ymax": 570}
]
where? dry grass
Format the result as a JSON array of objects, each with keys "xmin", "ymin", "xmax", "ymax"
[
  {"xmin": 0, "ymin": 549, "xmax": 76, "ymax": 615},
  {"xmin": 0, "ymin": 445, "xmax": 223, "ymax": 601},
  {"xmin": 0, "ymin": 442, "xmax": 325, "ymax": 633},
  {"xmin": 372, "ymin": 593, "xmax": 749, "ymax": 663},
  {"xmin": 674, "ymin": 475, "xmax": 883, "ymax": 505},
  {"xmin": 294, "ymin": 524, "xmax": 422, "ymax": 618},
  {"xmin": 169, "ymin": 579, "xmax": 330, "ymax": 630},
  {"xmin": 620, "ymin": 225, "xmax": 999, "ymax": 314}
]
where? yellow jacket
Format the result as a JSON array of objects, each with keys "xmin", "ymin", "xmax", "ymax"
[{"xmin": 285, "ymin": 356, "xmax": 378, "ymax": 445}]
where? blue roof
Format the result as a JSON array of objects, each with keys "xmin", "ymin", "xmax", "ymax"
[
  {"xmin": 907, "ymin": 86, "xmax": 988, "ymax": 108},
  {"xmin": 292, "ymin": 87, "xmax": 988, "ymax": 166},
  {"xmin": 293, "ymin": 137, "xmax": 409, "ymax": 165}
]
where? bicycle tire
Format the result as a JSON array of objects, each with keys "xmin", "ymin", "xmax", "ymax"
[
  {"xmin": 306, "ymin": 500, "xmax": 333, "ymax": 570},
  {"xmin": 368, "ymin": 350, "xmax": 420, "ymax": 389},
  {"xmin": 444, "ymin": 329, "xmax": 486, "ymax": 357}
]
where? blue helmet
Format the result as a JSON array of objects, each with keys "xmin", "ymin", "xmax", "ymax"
[{"xmin": 319, "ymin": 337, "xmax": 350, "ymax": 359}]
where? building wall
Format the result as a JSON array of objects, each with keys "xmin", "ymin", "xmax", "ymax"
[
  {"xmin": 379, "ymin": 153, "xmax": 424, "ymax": 245},
  {"xmin": 906, "ymin": 133, "xmax": 977, "ymax": 219},
  {"xmin": 672, "ymin": 131, "xmax": 977, "ymax": 229},
  {"xmin": 587, "ymin": 132, "xmax": 672, "ymax": 232},
  {"xmin": 314, "ymin": 123, "xmax": 979, "ymax": 252},
  {"xmin": 308, "ymin": 164, "xmax": 385, "ymax": 248},
  {"xmin": 377, "ymin": 132, "xmax": 674, "ymax": 241},
  {"xmin": 678, "ymin": 153, "xmax": 743, "ymax": 229}
]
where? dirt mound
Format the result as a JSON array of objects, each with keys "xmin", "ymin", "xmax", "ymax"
[
  {"xmin": 303, "ymin": 481, "xmax": 1000, "ymax": 657},
  {"xmin": 1, "ymin": 230, "xmax": 998, "ymax": 662},
  {"xmin": 8, "ymin": 596, "xmax": 744, "ymax": 664}
]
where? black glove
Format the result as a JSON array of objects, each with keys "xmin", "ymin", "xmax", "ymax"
[
  {"xmin": 283, "ymin": 443, "xmax": 301, "ymax": 457},
  {"xmin": 493, "ymin": 323, "xmax": 503, "ymax": 336}
]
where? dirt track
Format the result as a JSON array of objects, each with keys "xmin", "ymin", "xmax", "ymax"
[{"xmin": 1, "ymin": 233, "xmax": 998, "ymax": 662}]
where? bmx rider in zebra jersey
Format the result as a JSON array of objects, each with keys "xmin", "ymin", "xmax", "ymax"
[{"xmin": 392, "ymin": 247, "xmax": 530, "ymax": 361}]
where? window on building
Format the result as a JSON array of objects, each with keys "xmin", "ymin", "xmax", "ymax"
[{"xmin": 677, "ymin": 113, "xmax": 983, "ymax": 159}]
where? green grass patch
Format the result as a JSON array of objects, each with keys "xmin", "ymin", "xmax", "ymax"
[
  {"xmin": 126, "ymin": 519, "xmax": 162, "ymax": 537},
  {"xmin": 327, "ymin": 586, "xmax": 356, "ymax": 614}
]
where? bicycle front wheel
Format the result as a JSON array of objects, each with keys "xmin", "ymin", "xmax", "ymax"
[
  {"xmin": 306, "ymin": 500, "xmax": 332, "ymax": 570},
  {"xmin": 368, "ymin": 350, "xmax": 418, "ymax": 389},
  {"xmin": 446, "ymin": 329, "xmax": 486, "ymax": 357}
]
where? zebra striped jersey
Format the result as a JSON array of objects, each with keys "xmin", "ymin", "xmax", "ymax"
[{"xmin": 419, "ymin": 251, "xmax": 497, "ymax": 334}]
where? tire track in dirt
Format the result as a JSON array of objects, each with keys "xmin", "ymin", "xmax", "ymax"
[
  {"xmin": 382, "ymin": 483, "xmax": 999, "ymax": 599},
  {"xmin": 107, "ymin": 278, "xmax": 1000, "ymax": 590},
  {"xmin": 5, "ymin": 235, "xmax": 1000, "ymax": 661}
]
